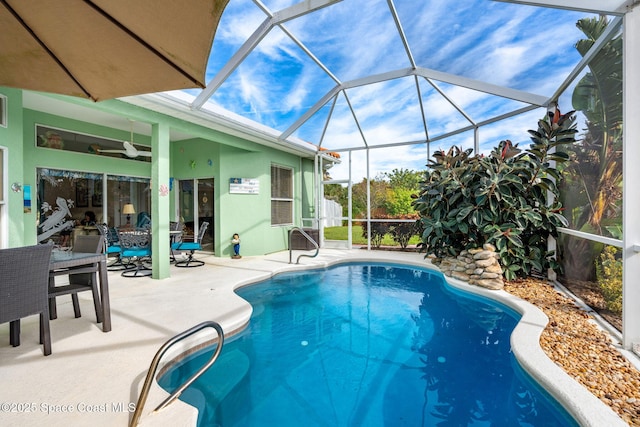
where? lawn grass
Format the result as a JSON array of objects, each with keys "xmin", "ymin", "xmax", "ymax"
[{"xmin": 324, "ymin": 225, "xmax": 421, "ymax": 247}]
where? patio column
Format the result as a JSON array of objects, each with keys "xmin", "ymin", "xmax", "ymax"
[
  {"xmin": 151, "ymin": 122, "xmax": 171, "ymax": 279},
  {"xmin": 622, "ymin": 4, "xmax": 640, "ymax": 350}
]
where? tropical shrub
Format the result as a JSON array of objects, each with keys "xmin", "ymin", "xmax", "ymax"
[
  {"xmin": 360, "ymin": 221, "xmax": 390, "ymax": 248},
  {"xmin": 389, "ymin": 215, "xmax": 421, "ymax": 249},
  {"xmin": 413, "ymin": 113, "xmax": 577, "ymax": 280},
  {"xmin": 558, "ymin": 16, "xmax": 623, "ymax": 281},
  {"xmin": 595, "ymin": 245, "xmax": 623, "ymax": 313}
]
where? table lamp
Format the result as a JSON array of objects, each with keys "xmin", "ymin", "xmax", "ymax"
[{"xmin": 123, "ymin": 204, "xmax": 136, "ymax": 226}]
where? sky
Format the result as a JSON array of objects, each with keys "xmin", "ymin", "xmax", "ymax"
[{"xmin": 178, "ymin": 0, "xmax": 605, "ymax": 183}]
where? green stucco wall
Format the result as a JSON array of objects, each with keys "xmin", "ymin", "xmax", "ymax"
[{"xmin": 1, "ymin": 89, "xmax": 318, "ymax": 259}]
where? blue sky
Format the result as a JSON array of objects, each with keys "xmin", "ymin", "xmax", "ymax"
[{"xmin": 180, "ymin": 0, "xmax": 603, "ymax": 182}]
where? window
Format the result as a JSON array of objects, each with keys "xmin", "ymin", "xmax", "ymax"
[
  {"xmin": 35, "ymin": 125, "xmax": 150, "ymax": 162},
  {"xmin": 36, "ymin": 168, "xmax": 150, "ymax": 246},
  {"xmin": 271, "ymin": 165, "xmax": 293, "ymax": 226}
]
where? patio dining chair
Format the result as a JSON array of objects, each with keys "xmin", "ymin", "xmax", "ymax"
[
  {"xmin": 48, "ymin": 234, "xmax": 104, "ymax": 323},
  {"xmin": 118, "ymin": 227, "xmax": 152, "ymax": 277},
  {"xmin": 0, "ymin": 244, "xmax": 54, "ymax": 356},
  {"xmin": 169, "ymin": 221, "xmax": 184, "ymax": 263},
  {"xmin": 171, "ymin": 221, "xmax": 209, "ymax": 267},
  {"xmin": 96, "ymin": 223, "xmax": 131, "ymax": 271}
]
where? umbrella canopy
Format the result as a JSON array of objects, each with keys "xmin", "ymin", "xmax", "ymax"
[{"xmin": 0, "ymin": 0, "xmax": 229, "ymax": 101}]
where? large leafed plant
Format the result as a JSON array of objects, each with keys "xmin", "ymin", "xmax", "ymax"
[{"xmin": 414, "ymin": 113, "xmax": 577, "ymax": 280}]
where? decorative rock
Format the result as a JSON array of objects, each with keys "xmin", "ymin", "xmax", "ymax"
[
  {"xmin": 485, "ymin": 264, "xmax": 503, "ymax": 274},
  {"xmin": 475, "ymin": 278, "xmax": 503, "ymax": 290},
  {"xmin": 436, "ymin": 245, "xmax": 504, "ymax": 290},
  {"xmin": 475, "ymin": 258, "xmax": 494, "ymax": 268},
  {"xmin": 473, "ymin": 250, "xmax": 494, "ymax": 260},
  {"xmin": 483, "ymin": 243, "xmax": 496, "ymax": 252},
  {"xmin": 451, "ymin": 271, "xmax": 470, "ymax": 281}
]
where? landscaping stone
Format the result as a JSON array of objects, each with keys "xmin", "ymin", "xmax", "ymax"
[
  {"xmin": 434, "ymin": 246, "xmax": 504, "ymax": 290},
  {"xmin": 506, "ymin": 278, "xmax": 640, "ymax": 426}
]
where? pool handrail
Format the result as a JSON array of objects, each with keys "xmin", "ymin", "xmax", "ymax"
[
  {"xmin": 130, "ymin": 321, "xmax": 225, "ymax": 426},
  {"xmin": 288, "ymin": 227, "xmax": 319, "ymax": 264}
]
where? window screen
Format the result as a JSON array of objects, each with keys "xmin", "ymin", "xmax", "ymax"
[{"xmin": 271, "ymin": 165, "xmax": 293, "ymax": 225}]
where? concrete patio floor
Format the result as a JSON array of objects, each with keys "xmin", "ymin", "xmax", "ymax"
[{"xmin": 0, "ymin": 249, "xmax": 628, "ymax": 426}]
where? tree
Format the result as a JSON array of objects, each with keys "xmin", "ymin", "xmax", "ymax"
[
  {"xmin": 559, "ymin": 16, "xmax": 623, "ymax": 280},
  {"xmin": 414, "ymin": 114, "xmax": 576, "ymax": 280},
  {"xmin": 382, "ymin": 168, "xmax": 423, "ymax": 216},
  {"xmin": 383, "ymin": 168, "xmax": 423, "ymax": 191}
]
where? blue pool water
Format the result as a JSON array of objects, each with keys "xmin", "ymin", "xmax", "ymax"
[{"xmin": 159, "ymin": 263, "xmax": 578, "ymax": 426}]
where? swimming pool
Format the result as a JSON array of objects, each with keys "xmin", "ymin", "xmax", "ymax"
[{"xmin": 159, "ymin": 262, "xmax": 578, "ymax": 426}]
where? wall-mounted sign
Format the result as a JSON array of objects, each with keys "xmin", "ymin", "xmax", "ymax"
[{"xmin": 230, "ymin": 178, "xmax": 259, "ymax": 194}]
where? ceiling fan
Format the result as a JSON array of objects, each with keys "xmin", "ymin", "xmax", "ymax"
[{"xmin": 98, "ymin": 121, "xmax": 152, "ymax": 158}]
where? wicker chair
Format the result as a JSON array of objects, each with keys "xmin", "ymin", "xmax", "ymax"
[
  {"xmin": 0, "ymin": 244, "xmax": 54, "ymax": 356},
  {"xmin": 171, "ymin": 222, "xmax": 209, "ymax": 267},
  {"xmin": 48, "ymin": 234, "xmax": 104, "ymax": 323},
  {"xmin": 118, "ymin": 228, "xmax": 152, "ymax": 277}
]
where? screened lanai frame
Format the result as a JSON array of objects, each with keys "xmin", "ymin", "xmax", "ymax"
[{"xmin": 124, "ymin": 0, "xmax": 639, "ymax": 351}]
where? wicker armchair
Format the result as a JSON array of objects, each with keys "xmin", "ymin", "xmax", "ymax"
[
  {"xmin": 0, "ymin": 244, "xmax": 53, "ymax": 356},
  {"xmin": 48, "ymin": 235, "xmax": 104, "ymax": 323},
  {"xmin": 171, "ymin": 222, "xmax": 209, "ymax": 267},
  {"xmin": 118, "ymin": 228, "xmax": 152, "ymax": 277}
]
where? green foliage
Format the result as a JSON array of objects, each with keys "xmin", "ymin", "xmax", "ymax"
[
  {"xmin": 413, "ymin": 114, "xmax": 577, "ymax": 280},
  {"xmin": 595, "ymin": 246, "xmax": 622, "ymax": 313},
  {"xmin": 351, "ymin": 179, "xmax": 388, "ymax": 218},
  {"xmin": 324, "ymin": 225, "xmax": 421, "ymax": 246},
  {"xmin": 361, "ymin": 221, "xmax": 390, "ymax": 248},
  {"xmin": 389, "ymin": 217, "xmax": 422, "ymax": 249},
  {"xmin": 558, "ymin": 16, "xmax": 623, "ymax": 281},
  {"xmin": 383, "ymin": 168, "xmax": 423, "ymax": 191},
  {"xmin": 384, "ymin": 187, "xmax": 415, "ymax": 216}
]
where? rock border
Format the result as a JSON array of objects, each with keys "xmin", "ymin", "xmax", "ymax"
[{"xmin": 431, "ymin": 243, "xmax": 505, "ymax": 290}]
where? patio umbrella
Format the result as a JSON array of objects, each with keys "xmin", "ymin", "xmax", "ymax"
[{"xmin": 0, "ymin": 0, "xmax": 229, "ymax": 101}]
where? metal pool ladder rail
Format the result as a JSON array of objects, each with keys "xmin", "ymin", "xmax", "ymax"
[
  {"xmin": 289, "ymin": 227, "xmax": 319, "ymax": 264},
  {"xmin": 130, "ymin": 321, "xmax": 224, "ymax": 426}
]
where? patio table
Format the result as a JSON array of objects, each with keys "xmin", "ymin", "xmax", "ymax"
[{"xmin": 50, "ymin": 250, "xmax": 111, "ymax": 332}]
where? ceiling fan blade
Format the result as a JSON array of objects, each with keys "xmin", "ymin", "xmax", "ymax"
[
  {"xmin": 98, "ymin": 140, "xmax": 150, "ymax": 158},
  {"xmin": 98, "ymin": 149, "xmax": 126, "ymax": 154},
  {"xmin": 123, "ymin": 141, "xmax": 151, "ymax": 157}
]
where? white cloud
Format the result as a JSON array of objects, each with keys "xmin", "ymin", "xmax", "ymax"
[{"xmin": 199, "ymin": 0, "xmax": 601, "ymax": 182}]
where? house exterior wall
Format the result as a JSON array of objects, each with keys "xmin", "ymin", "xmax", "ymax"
[
  {"xmin": 0, "ymin": 88, "xmax": 317, "ymax": 263},
  {"xmin": 0, "ymin": 88, "xmax": 26, "ymax": 247}
]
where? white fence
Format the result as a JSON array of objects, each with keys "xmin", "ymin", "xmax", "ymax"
[{"xmin": 323, "ymin": 199, "xmax": 343, "ymax": 227}]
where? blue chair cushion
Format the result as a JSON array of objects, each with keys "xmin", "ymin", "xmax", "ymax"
[
  {"xmin": 106, "ymin": 245, "xmax": 121, "ymax": 254},
  {"xmin": 171, "ymin": 242, "xmax": 200, "ymax": 251},
  {"xmin": 121, "ymin": 248, "xmax": 151, "ymax": 258}
]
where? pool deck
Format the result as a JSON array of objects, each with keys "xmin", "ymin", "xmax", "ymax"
[{"xmin": 0, "ymin": 249, "xmax": 630, "ymax": 427}]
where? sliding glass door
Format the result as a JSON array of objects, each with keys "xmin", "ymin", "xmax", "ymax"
[
  {"xmin": 178, "ymin": 178, "xmax": 214, "ymax": 252},
  {"xmin": 37, "ymin": 168, "xmax": 150, "ymax": 246}
]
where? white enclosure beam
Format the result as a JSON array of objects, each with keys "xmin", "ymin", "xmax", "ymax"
[
  {"xmin": 414, "ymin": 67, "xmax": 549, "ymax": 106},
  {"xmin": 491, "ymin": 0, "xmax": 631, "ymax": 15},
  {"xmin": 282, "ymin": 67, "xmax": 548, "ymax": 141},
  {"xmin": 192, "ymin": 0, "xmax": 341, "ymax": 109},
  {"xmin": 622, "ymin": 3, "xmax": 640, "ymax": 350}
]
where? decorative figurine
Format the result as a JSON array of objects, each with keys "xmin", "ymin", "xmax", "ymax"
[{"xmin": 231, "ymin": 233, "xmax": 241, "ymax": 259}]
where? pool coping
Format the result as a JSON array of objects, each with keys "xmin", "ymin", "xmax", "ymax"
[{"xmin": 145, "ymin": 254, "xmax": 628, "ymax": 427}]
